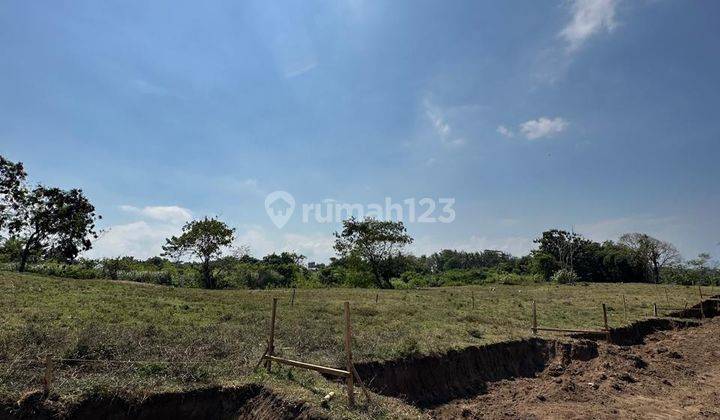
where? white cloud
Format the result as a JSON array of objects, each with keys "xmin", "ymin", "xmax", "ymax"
[
  {"xmin": 233, "ymin": 226, "xmax": 335, "ymax": 262},
  {"xmin": 496, "ymin": 125, "xmax": 514, "ymax": 138},
  {"xmin": 423, "ymin": 99, "xmax": 465, "ymax": 146},
  {"xmin": 281, "ymin": 233, "xmax": 335, "ymax": 262},
  {"xmin": 85, "ymin": 205, "xmax": 193, "ymax": 259},
  {"xmin": 519, "ymin": 117, "xmax": 568, "ymax": 140},
  {"xmin": 410, "ymin": 234, "xmax": 534, "ymax": 257},
  {"xmin": 576, "ymin": 215, "xmax": 681, "ymax": 243},
  {"xmin": 87, "ymin": 221, "xmax": 182, "ymax": 259},
  {"xmin": 120, "ymin": 205, "xmax": 193, "ymax": 225},
  {"xmin": 560, "ymin": 0, "xmax": 619, "ymax": 52}
]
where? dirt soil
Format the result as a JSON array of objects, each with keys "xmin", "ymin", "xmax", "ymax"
[{"xmin": 429, "ymin": 317, "xmax": 720, "ymax": 419}]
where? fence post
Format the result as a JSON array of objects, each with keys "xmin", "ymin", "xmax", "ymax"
[
  {"xmin": 699, "ymin": 285, "xmax": 705, "ymax": 319},
  {"xmin": 602, "ymin": 303, "xmax": 609, "ymax": 329},
  {"xmin": 653, "ymin": 302, "xmax": 658, "ymax": 317},
  {"xmin": 375, "ymin": 293, "xmax": 378, "ymax": 304},
  {"xmin": 291, "ymin": 288, "xmax": 296, "ymax": 307},
  {"xmin": 42, "ymin": 355, "xmax": 54, "ymax": 395},
  {"xmin": 622, "ymin": 295, "xmax": 628, "ymax": 323},
  {"xmin": 602, "ymin": 303, "xmax": 611, "ymax": 342},
  {"xmin": 531, "ymin": 300, "xmax": 537, "ymax": 335},
  {"xmin": 472, "ymin": 292, "xmax": 475, "ymax": 310},
  {"xmin": 266, "ymin": 298, "xmax": 278, "ymax": 372},
  {"xmin": 343, "ymin": 302, "xmax": 355, "ymax": 408}
]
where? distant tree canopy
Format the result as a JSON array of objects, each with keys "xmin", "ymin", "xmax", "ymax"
[
  {"xmin": 0, "ymin": 153, "xmax": 712, "ymax": 289},
  {"xmin": 334, "ymin": 217, "xmax": 413, "ymax": 288},
  {"xmin": 0, "ymin": 155, "xmax": 100, "ymax": 271},
  {"xmin": 162, "ymin": 217, "xmax": 235, "ymax": 289},
  {"xmin": 619, "ymin": 233, "xmax": 681, "ymax": 284}
]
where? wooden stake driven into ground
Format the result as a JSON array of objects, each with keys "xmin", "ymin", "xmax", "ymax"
[
  {"xmin": 43, "ymin": 355, "xmax": 53, "ymax": 394},
  {"xmin": 532, "ymin": 302, "xmax": 613, "ymax": 336},
  {"xmin": 531, "ymin": 300, "xmax": 537, "ymax": 335},
  {"xmin": 265, "ymin": 298, "xmax": 277, "ymax": 372},
  {"xmin": 257, "ymin": 299, "xmax": 370, "ymax": 408},
  {"xmin": 623, "ymin": 295, "xmax": 628, "ymax": 323},
  {"xmin": 344, "ymin": 301, "xmax": 355, "ymax": 408},
  {"xmin": 602, "ymin": 303, "xmax": 611, "ymax": 342}
]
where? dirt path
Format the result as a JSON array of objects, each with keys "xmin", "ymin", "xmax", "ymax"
[{"xmin": 429, "ymin": 318, "xmax": 720, "ymax": 419}]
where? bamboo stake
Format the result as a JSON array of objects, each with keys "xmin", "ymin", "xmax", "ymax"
[
  {"xmin": 291, "ymin": 288, "xmax": 296, "ymax": 307},
  {"xmin": 602, "ymin": 303, "xmax": 609, "ymax": 329},
  {"xmin": 42, "ymin": 355, "xmax": 53, "ymax": 395},
  {"xmin": 351, "ymin": 365, "xmax": 372, "ymax": 404},
  {"xmin": 343, "ymin": 302, "xmax": 355, "ymax": 408},
  {"xmin": 266, "ymin": 298, "xmax": 278, "ymax": 372},
  {"xmin": 622, "ymin": 295, "xmax": 628, "ymax": 323},
  {"xmin": 531, "ymin": 300, "xmax": 537, "ymax": 335},
  {"xmin": 602, "ymin": 303, "xmax": 611, "ymax": 342}
]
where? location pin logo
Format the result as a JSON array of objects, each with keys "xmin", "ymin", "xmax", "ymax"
[{"xmin": 265, "ymin": 191, "xmax": 295, "ymax": 229}]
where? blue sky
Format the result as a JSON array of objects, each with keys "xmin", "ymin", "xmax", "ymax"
[{"xmin": 2, "ymin": 0, "xmax": 719, "ymax": 262}]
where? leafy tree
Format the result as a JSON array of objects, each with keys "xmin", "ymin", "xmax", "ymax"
[
  {"xmin": 534, "ymin": 229, "xmax": 587, "ymax": 271},
  {"xmin": 619, "ymin": 233, "xmax": 681, "ymax": 283},
  {"xmin": 162, "ymin": 217, "xmax": 235, "ymax": 289},
  {"xmin": 1, "ymin": 155, "xmax": 101, "ymax": 271},
  {"xmin": 9, "ymin": 186, "xmax": 99, "ymax": 272},
  {"xmin": 333, "ymin": 217, "xmax": 413, "ymax": 288},
  {"xmin": 530, "ymin": 251, "xmax": 560, "ymax": 281},
  {"xmin": 0, "ymin": 156, "xmax": 27, "ymax": 232}
]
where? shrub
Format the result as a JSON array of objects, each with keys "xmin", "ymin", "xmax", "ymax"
[
  {"xmin": 390, "ymin": 278, "xmax": 412, "ymax": 289},
  {"xmin": 551, "ymin": 268, "xmax": 579, "ymax": 284}
]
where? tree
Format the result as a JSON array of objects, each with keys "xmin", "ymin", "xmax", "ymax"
[
  {"xmin": 162, "ymin": 217, "xmax": 235, "ymax": 289},
  {"xmin": 7, "ymin": 185, "xmax": 99, "ymax": 272},
  {"xmin": 2, "ymin": 155, "xmax": 101, "ymax": 271},
  {"xmin": 0, "ymin": 156, "xmax": 27, "ymax": 232},
  {"xmin": 333, "ymin": 217, "xmax": 413, "ymax": 288},
  {"xmin": 534, "ymin": 229, "xmax": 587, "ymax": 271},
  {"xmin": 619, "ymin": 233, "xmax": 681, "ymax": 283}
]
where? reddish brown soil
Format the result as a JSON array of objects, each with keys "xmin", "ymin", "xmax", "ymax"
[{"xmin": 429, "ymin": 318, "xmax": 720, "ymax": 419}]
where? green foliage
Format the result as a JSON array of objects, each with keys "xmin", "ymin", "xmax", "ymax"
[
  {"xmin": 551, "ymin": 268, "xmax": 579, "ymax": 284},
  {"xmin": 0, "ymin": 155, "xmax": 100, "ymax": 271},
  {"xmin": 162, "ymin": 217, "xmax": 235, "ymax": 289},
  {"xmin": 334, "ymin": 217, "xmax": 413, "ymax": 288}
]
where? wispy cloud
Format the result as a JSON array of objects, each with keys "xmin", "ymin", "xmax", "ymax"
[
  {"xmin": 498, "ymin": 117, "xmax": 568, "ymax": 140},
  {"xmin": 119, "ymin": 205, "xmax": 193, "ymax": 224},
  {"xmin": 496, "ymin": 125, "xmax": 514, "ymax": 138},
  {"xmin": 519, "ymin": 117, "xmax": 568, "ymax": 140},
  {"xmin": 410, "ymin": 234, "xmax": 534, "ymax": 257},
  {"xmin": 423, "ymin": 99, "xmax": 465, "ymax": 146},
  {"xmin": 560, "ymin": 0, "xmax": 619, "ymax": 52},
  {"xmin": 284, "ymin": 60, "xmax": 318, "ymax": 79},
  {"xmin": 87, "ymin": 204, "xmax": 193, "ymax": 258}
]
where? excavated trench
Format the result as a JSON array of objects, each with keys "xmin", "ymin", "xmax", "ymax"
[
  {"xmin": 2, "ymin": 384, "xmax": 325, "ymax": 420},
  {"xmin": 354, "ymin": 295, "xmax": 720, "ymax": 408},
  {"xmin": 5, "ymin": 297, "xmax": 718, "ymax": 417}
]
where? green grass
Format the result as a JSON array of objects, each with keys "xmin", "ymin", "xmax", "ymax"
[{"xmin": 0, "ymin": 271, "xmax": 716, "ymax": 417}]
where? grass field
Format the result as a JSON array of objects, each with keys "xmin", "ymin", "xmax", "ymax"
[{"xmin": 1, "ymin": 271, "xmax": 716, "ymax": 417}]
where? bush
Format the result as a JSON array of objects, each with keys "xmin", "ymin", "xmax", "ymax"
[
  {"xmin": 344, "ymin": 270, "xmax": 376, "ymax": 288},
  {"xmin": 485, "ymin": 271, "xmax": 541, "ymax": 285},
  {"xmin": 551, "ymin": 268, "xmax": 579, "ymax": 284},
  {"xmin": 390, "ymin": 278, "xmax": 412, "ymax": 289},
  {"xmin": 117, "ymin": 270, "xmax": 172, "ymax": 285}
]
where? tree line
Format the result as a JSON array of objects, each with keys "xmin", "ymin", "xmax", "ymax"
[{"xmin": 1, "ymin": 155, "xmax": 718, "ymax": 289}]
